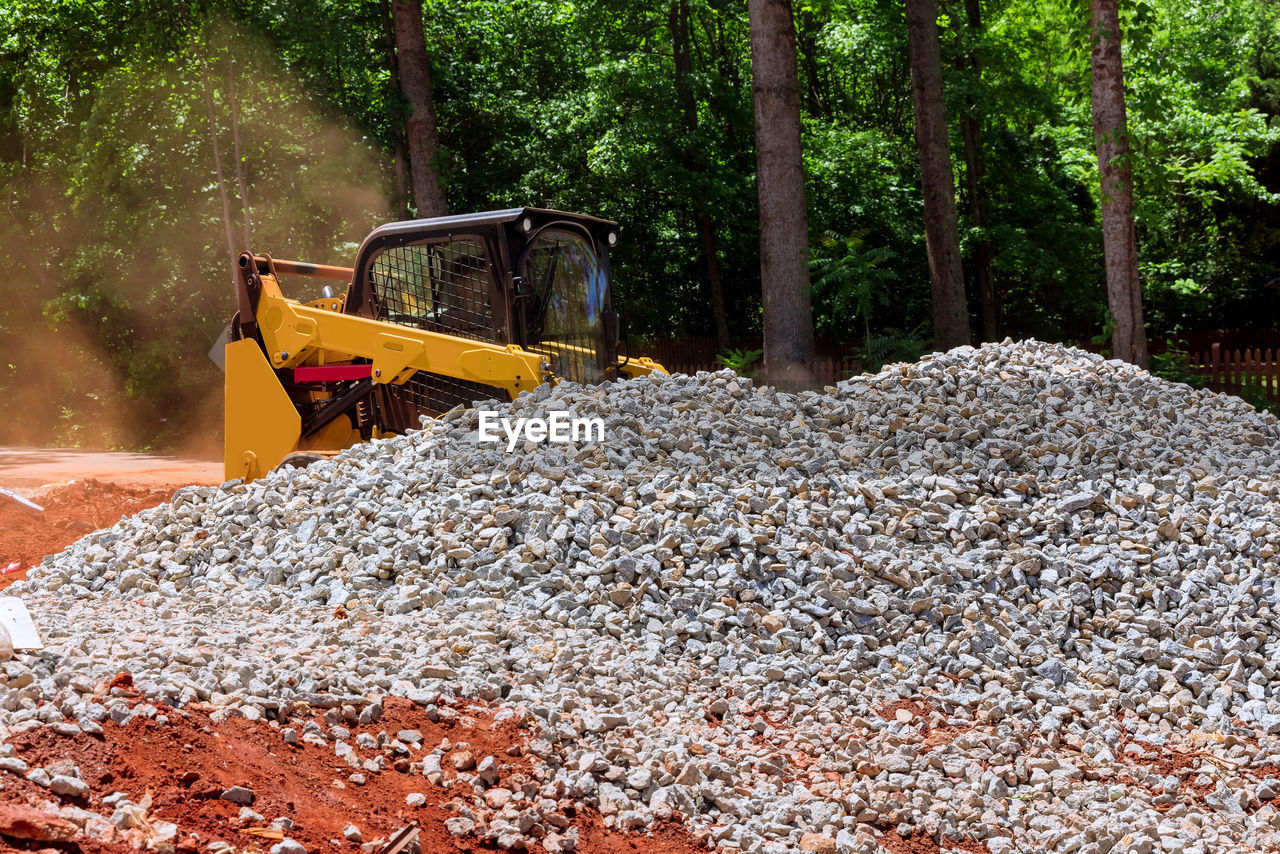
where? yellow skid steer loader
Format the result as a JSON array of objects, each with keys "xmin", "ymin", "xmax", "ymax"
[{"xmin": 223, "ymin": 208, "xmax": 666, "ymax": 481}]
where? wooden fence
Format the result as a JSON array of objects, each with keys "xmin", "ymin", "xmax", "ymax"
[
  {"xmin": 634, "ymin": 336, "xmax": 863, "ymax": 385},
  {"xmin": 1189, "ymin": 343, "xmax": 1280, "ymax": 405},
  {"xmin": 636, "ymin": 336, "xmax": 722, "ymax": 370},
  {"xmin": 1184, "ymin": 329, "xmax": 1280, "ymax": 354}
]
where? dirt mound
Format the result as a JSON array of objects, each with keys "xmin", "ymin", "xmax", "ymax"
[
  {"xmin": 0, "ymin": 479, "xmax": 176, "ymax": 586},
  {"xmin": 4, "ymin": 697, "xmax": 702, "ymax": 854}
]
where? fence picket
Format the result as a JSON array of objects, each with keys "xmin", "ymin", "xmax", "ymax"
[
  {"xmin": 1256, "ymin": 349, "xmax": 1262, "ymax": 394},
  {"xmin": 1265, "ymin": 349, "xmax": 1271, "ymax": 402},
  {"xmin": 1264, "ymin": 348, "xmax": 1274, "ymax": 404},
  {"xmin": 1184, "ymin": 342, "xmax": 1280, "ymax": 405},
  {"xmin": 1266, "ymin": 349, "xmax": 1273, "ymax": 403}
]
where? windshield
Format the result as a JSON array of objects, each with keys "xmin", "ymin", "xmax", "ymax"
[{"xmin": 521, "ymin": 228, "xmax": 608, "ymax": 384}]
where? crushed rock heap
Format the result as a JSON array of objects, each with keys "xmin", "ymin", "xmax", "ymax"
[{"xmin": 12, "ymin": 339, "xmax": 1280, "ymax": 854}]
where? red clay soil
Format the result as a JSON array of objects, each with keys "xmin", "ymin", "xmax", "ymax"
[
  {"xmin": 877, "ymin": 828, "xmax": 989, "ymax": 854},
  {"xmin": 1113, "ymin": 732, "xmax": 1272, "ymax": 811},
  {"xmin": 1, "ymin": 697, "xmax": 703, "ymax": 854},
  {"xmin": 875, "ymin": 699, "xmax": 972, "ymax": 753},
  {"xmin": 1123, "ymin": 740, "xmax": 1208, "ymax": 778},
  {"xmin": 0, "ymin": 479, "xmax": 177, "ymax": 588},
  {"xmin": 876, "ymin": 699, "xmax": 932, "ymax": 725}
]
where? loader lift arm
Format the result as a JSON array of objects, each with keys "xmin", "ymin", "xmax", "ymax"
[{"xmin": 226, "ymin": 252, "xmax": 551, "ymax": 482}]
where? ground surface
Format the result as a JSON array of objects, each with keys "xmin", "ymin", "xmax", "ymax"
[
  {"xmin": 0, "ymin": 695, "xmax": 701, "ymax": 854},
  {"xmin": 0, "ymin": 481, "xmax": 180, "ymax": 587},
  {"xmin": 0, "ymin": 447, "xmax": 221, "ymax": 587},
  {"xmin": 0, "ymin": 450, "xmax": 702, "ymax": 854},
  {"xmin": 0, "ymin": 448, "xmax": 222, "ymax": 492},
  {"xmin": 9, "ymin": 343, "xmax": 1280, "ymax": 853}
]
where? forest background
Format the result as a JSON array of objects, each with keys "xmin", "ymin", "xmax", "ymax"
[{"xmin": 1, "ymin": 0, "xmax": 1277, "ymax": 451}]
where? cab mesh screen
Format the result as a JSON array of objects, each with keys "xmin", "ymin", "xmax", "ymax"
[
  {"xmin": 398, "ymin": 370, "xmax": 506, "ymax": 415},
  {"xmin": 368, "ymin": 237, "xmax": 495, "ymax": 342}
]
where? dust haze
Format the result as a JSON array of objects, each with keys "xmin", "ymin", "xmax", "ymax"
[{"xmin": 0, "ymin": 21, "xmax": 392, "ymax": 456}]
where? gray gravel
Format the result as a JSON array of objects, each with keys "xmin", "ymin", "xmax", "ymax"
[{"xmin": 8, "ymin": 340, "xmax": 1280, "ymax": 853}]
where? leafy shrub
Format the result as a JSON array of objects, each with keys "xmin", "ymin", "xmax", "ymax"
[
  {"xmin": 715, "ymin": 347, "xmax": 764, "ymax": 378},
  {"xmin": 1236, "ymin": 377, "xmax": 1280, "ymax": 417},
  {"xmin": 1150, "ymin": 346, "xmax": 1207, "ymax": 389},
  {"xmin": 861, "ymin": 325, "xmax": 930, "ymax": 373}
]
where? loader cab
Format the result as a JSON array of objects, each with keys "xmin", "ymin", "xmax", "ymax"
[
  {"xmin": 224, "ymin": 206, "xmax": 666, "ymax": 482},
  {"xmin": 344, "ymin": 207, "xmax": 623, "ymax": 430}
]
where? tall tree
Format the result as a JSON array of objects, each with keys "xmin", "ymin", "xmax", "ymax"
[
  {"xmin": 905, "ymin": 0, "xmax": 971, "ymax": 350},
  {"xmin": 957, "ymin": 0, "xmax": 997, "ymax": 341},
  {"xmin": 747, "ymin": 0, "xmax": 816, "ymax": 383},
  {"xmin": 382, "ymin": 0, "xmax": 409, "ymax": 219},
  {"xmin": 391, "ymin": 0, "xmax": 447, "ymax": 218},
  {"xmin": 1089, "ymin": 0, "xmax": 1148, "ymax": 367},
  {"xmin": 200, "ymin": 53, "xmax": 237, "ymax": 285},
  {"xmin": 669, "ymin": 0, "xmax": 731, "ymax": 352},
  {"xmin": 228, "ymin": 53, "xmax": 252, "ymax": 250}
]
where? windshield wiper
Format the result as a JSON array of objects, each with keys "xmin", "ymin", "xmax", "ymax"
[{"xmin": 530, "ymin": 241, "xmax": 561, "ymax": 338}]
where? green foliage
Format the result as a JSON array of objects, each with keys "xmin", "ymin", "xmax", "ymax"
[
  {"xmin": 809, "ymin": 227, "xmax": 899, "ymax": 349},
  {"xmin": 1091, "ymin": 312, "xmax": 1116, "ymax": 356},
  {"xmin": 862, "ymin": 325, "xmax": 931, "ymax": 373},
  {"xmin": 1149, "ymin": 346, "xmax": 1206, "ymax": 389},
  {"xmin": 0, "ymin": 11, "xmax": 389, "ymax": 450},
  {"xmin": 1, "ymin": 0, "xmax": 1279, "ymax": 449},
  {"xmin": 1236, "ymin": 377, "xmax": 1280, "ymax": 417},
  {"xmin": 715, "ymin": 347, "xmax": 764, "ymax": 378},
  {"xmin": 1001, "ymin": 0, "xmax": 1280, "ymax": 334}
]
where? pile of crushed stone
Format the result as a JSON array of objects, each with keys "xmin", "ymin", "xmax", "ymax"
[{"xmin": 9, "ymin": 339, "xmax": 1280, "ymax": 854}]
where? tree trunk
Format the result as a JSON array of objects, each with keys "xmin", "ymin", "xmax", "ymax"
[
  {"xmin": 747, "ymin": 0, "xmax": 816, "ymax": 384},
  {"xmin": 905, "ymin": 0, "xmax": 971, "ymax": 350},
  {"xmin": 382, "ymin": 0, "xmax": 410, "ymax": 219},
  {"xmin": 959, "ymin": 0, "xmax": 997, "ymax": 341},
  {"xmin": 200, "ymin": 56, "xmax": 237, "ymax": 286},
  {"xmin": 1089, "ymin": 0, "xmax": 1148, "ymax": 367},
  {"xmin": 796, "ymin": 9, "xmax": 828, "ymax": 119},
  {"xmin": 227, "ymin": 54, "xmax": 252, "ymax": 251},
  {"xmin": 391, "ymin": 0, "xmax": 447, "ymax": 218},
  {"xmin": 670, "ymin": 0, "xmax": 730, "ymax": 352},
  {"xmin": 392, "ymin": 139, "xmax": 410, "ymax": 220},
  {"xmin": 697, "ymin": 211, "xmax": 731, "ymax": 350},
  {"xmin": 712, "ymin": 17, "xmax": 753, "ymax": 178}
]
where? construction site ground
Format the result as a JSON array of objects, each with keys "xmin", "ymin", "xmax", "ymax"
[
  {"xmin": 0, "ymin": 448, "xmax": 222, "ymax": 590},
  {"xmin": 0, "ymin": 449, "xmax": 704, "ymax": 854}
]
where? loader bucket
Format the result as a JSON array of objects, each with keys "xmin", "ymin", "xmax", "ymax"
[{"xmin": 224, "ymin": 339, "xmax": 301, "ymax": 482}]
